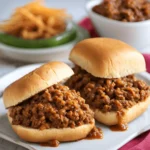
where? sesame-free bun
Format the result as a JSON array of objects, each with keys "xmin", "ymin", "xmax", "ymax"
[
  {"xmin": 94, "ymin": 96, "xmax": 150, "ymax": 126},
  {"xmin": 8, "ymin": 111, "xmax": 94, "ymax": 142},
  {"xmin": 70, "ymin": 38, "xmax": 146, "ymax": 78},
  {"xmin": 3, "ymin": 61, "xmax": 74, "ymax": 108}
]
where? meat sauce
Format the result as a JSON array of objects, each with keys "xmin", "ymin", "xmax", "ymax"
[
  {"xmin": 86, "ymin": 126, "xmax": 103, "ymax": 139},
  {"xmin": 110, "ymin": 111, "xmax": 128, "ymax": 131},
  {"xmin": 10, "ymin": 84, "xmax": 94, "ymax": 129},
  {"xmin": 66, "ymin": 66, "xmax": 150, "ymax": 113},
  {"xmin": 92, "ymin": 0, "xmax": 150, "ymax": 22},
  {"xmin": 40, "ymin": 140, "xmax": 60, "ymax": 147}
]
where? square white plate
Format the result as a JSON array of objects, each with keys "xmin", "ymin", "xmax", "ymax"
[{"xmin": 0, "ymin": 63, "xmax": 150, "ymax": 150}]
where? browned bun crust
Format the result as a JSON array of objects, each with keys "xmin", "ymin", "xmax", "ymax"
[
  {"xmin": 69, "ymin": 38, "xmax": 146, "ymax": 78},
  {"xmin": 94, "ymin": 96, "xmax": 150, "ymax": 126},
  {"xmin": 3, "ymin": 61, "xmax": 74, "ymax": 108},
  {"xmin": 8, "ymin": 111, "xmax": 95, "ymax": 142}
]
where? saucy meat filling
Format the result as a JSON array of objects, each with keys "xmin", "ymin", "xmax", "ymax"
[
  {"xmin": 92, "ymin": 0, "xmax": 150, "ymax": 22},
  {"xmin": 86, "ymin": 127, "xmax": 103, "ymax": 139},
  {"xmin": 10, "ymin": 84, "xmax": 94, "ymax": 129},
  {"xmin": 66, "ymin": 66, "xmax": 150, "ymax": 113}
]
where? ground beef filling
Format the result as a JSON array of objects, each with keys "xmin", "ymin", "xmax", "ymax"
[
  {"xmin": 66, "ymin": 66, "xmax": 150, "ymax": 112},
  {"xmin": 92, "ymin": 0, "xmax": 150, "ymax": 22},
  {"xmin": 9, "ymin": 84, "xmax": 94, "ymax": 130}
]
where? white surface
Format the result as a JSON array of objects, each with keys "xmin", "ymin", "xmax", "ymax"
[
  {"xmin": 86, "ymin": 0, "xmax": 150, "ymax": 50},
  {"xmin": 0, "ymin": 139, "xmax": 26, "ymax": 150},
  {"xmin": 0, "ymin": 63, "xmax": 150, "ymax": 150}
]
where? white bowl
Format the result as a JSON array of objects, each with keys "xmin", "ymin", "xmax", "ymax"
[
  {"xmin": 0, "ymin": 41, "xmax": 73, "ymax": 62},
  {"xmin": 0, "ymin": 25, "xmax": 89, "ymax": 63},
  {"xmin": 86, "ymin": 0, "xmax": 150, "ymax": 50}
]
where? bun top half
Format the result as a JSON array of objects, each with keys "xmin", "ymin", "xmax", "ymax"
[
  {"xmin": 3, "ymin": 61, "xmax": 74, "ymax": 108},
  {"xmin": 69, "ymin": 38, "xmax": 146, "ymax": 78}
]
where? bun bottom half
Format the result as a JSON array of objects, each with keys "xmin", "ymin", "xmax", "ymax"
[
  {"xmin": 94, "ymin": 96, "xmax": 150, "ymax": 126},
  {"xmin": 8, "ymin": 113, "xmax": 95, "ymax": 142}
]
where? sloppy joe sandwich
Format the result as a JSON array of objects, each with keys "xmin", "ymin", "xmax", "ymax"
[
  {"xmin": 66, "ymin": 38, "xmax": 150, "ymax": 130},
  {"xmin": 3, "ymin": 62, "xmax": 95, "ymax": 144}
]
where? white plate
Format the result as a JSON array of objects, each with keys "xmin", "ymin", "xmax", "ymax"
[
  {"xmin": 0, "ymin": 63, "xmax": 150, "ymax": 150},
  {"xmin": 0, "ymin": 26, "xmax": 89, "ymax": 63}
]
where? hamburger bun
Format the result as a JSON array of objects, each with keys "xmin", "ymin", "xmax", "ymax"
[
  {"xmin": 4, "ymin": 61, "xmax": 95, "ymax": 143},
  {"xmin": 8, "ymin": 111, "xmax": 95, "ymax": 142},
  {"xmin": 3, "ymin": 61, "xmax": 74, "ymax": 108},
  {"xmin": 70, "ymin": 38, "xmax": 146, "ymax": 78},
  {"xmin": 94, "ymin": 96, "xmax": 150, "ymax": 126}
]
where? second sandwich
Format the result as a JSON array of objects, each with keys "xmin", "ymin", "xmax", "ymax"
[{"xmin": 66, "ymin": 38, "xmax": 150, "ymax": 130}]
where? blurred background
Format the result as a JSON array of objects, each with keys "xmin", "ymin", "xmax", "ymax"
[
  {"xmin": 0, "ymin": 0, "xmax": 87, "ymax": 21},
  {"xmin": 0, "ymin": 0, "xmax": 149, "ymax": 63},
  {"xmin": 0, "ymin": 0, "xmax": 92, "ymax": 63}
]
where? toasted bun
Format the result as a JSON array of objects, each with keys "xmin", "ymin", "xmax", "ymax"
[
  {"xmin": 7, "ymin": 112, "xmax": 94, "ymax": 142},
  {"xmin": 70, "ymin": 38, "xmax": 146, "ymax": 78},
  {"xmin": 3, "ymin": 62, "xmax": 74, "ymax": 108},
  {"xmin": 94, "ymin": 96, "xmax": 150, "ymax": 126}
]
